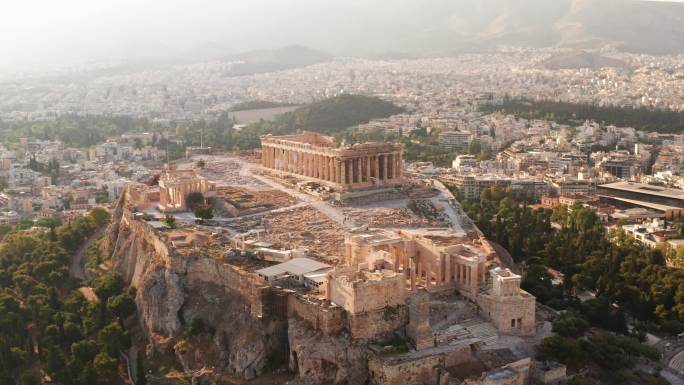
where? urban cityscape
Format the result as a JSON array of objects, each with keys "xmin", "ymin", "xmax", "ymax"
[{"xmin": 3, "ymin": 1, "xmax": 684, "ymax": 385}]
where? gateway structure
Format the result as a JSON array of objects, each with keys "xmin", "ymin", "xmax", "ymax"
[{"xmin": 260, "ymin": 132, "xmax": 404, "ymax": 191}]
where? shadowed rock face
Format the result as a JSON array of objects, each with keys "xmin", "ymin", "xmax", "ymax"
[
  {"xmin": 104, "ymin": 197, "xmax": 367, "ymax": 384},
  {"xmin": 104, "ymin": 202, "xmax": 288, "ymax": 382}
]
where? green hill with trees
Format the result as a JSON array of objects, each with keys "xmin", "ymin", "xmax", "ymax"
[
  {"xmin": 228, "ymin": 94, "xmax": 405, "ymax": 150},
  {"xmin": 0, "ymin": 207, "xmax": 138, "ymax": 385}
]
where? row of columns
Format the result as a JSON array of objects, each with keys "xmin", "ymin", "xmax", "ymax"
[
  {"xmin": 262, "ymin": 145, "xmax": 403, "ymax": 186},
  {"xmin": 412, "ymin": 256, "xmax": 476, "ymax": 291}
]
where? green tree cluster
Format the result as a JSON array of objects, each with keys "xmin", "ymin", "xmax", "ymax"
[
  {"xmin": 0, "ymin": 208, "xmax": 131, "ymax": 385},
  {"xmin": 462, "ymin": 188, "xmax": 684, "ymax": 334}
]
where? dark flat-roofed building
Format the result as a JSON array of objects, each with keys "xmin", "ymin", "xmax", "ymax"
[{"xmin": 597, "ymin": 181, "xmax": 684, "ymax": 219}]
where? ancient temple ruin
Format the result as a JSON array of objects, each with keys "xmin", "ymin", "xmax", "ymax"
[
  {"xmin": 157, "ymin": 169, "xmax": 216, "ymax": 212},
  {"xmin": 260, "ymin": 131, "xmax": 404, "ymax": 190}
]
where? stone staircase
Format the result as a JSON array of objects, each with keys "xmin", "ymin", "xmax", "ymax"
[
  {"xmin": 670, "ymin": 350, "xmax": 684, "ymax": 374},
  {"xmin": 461, "ymin": 318, "xmax": 499, "ymax": 346}
]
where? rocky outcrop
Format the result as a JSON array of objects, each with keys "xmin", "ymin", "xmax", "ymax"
[
  {"xmin": 287, "ymin": 319, "xmax": 370, "ymax": 385},
  {"xmin": 105, "ymin": 193, "xmax": 287, "ymax": 381}
]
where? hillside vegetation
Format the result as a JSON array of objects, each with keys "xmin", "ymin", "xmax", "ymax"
[{"xmin": 229, "ymin": 94, "xmax": 405, "ymax": 150}]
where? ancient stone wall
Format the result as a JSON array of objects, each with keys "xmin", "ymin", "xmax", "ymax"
[
  {"xmin": 348, "ymin": 305, "xmax": 408, "ymax": 340},
  {"xmin": 328, "ymin": 267, "xmax": 407, "ymax": 315},
  {"xmin": 287, "ymin": 294, "xmax": 346, "ymax": 336},
  {"xmin": 368, "ymin": 344, "xmax": 472, "ymax": 385}
]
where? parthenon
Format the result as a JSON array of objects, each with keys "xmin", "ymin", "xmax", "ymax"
[{"xmin": 260, "ymin": 132, "xmax": 404, "ymax": 190}]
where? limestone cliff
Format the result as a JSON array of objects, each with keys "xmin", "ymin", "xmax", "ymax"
[
  {"xmin": 104, "ymin": 198, "xmax": 287, "ymax": 381},
  {"xmin": 287, "ymin": 319, "xmax": 370, "ymax": 385}
]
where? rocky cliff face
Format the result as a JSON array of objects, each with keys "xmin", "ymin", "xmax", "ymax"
[
  {"xmin": 287, "ymin": 319, "xmax": 370, "ymax": 385},
  {"xmin": 104, "ymin": 200, "xmax": 287, "ymax": 381},
  {"xmin": 105, "ymin": 193, "xmax": 381, "ymax": 384}
]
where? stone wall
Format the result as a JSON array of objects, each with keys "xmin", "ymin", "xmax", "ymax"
[
  {"xmin": 287, "ymin": 294, "xmax": 346, "ymax": 336},
  {"xmin": 348, "ymin": 305, "xmax": 408, "ymax": 340},
  {"xmin": 368, "ymin": 344, "xmax": 472, "ymax": 385},
  {"xmin": 328, "ymin": 267, "xmax": 406, "ymax": 314}
]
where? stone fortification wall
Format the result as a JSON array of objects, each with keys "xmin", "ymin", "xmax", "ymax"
[
  {"xmin": 348, "ymin": 305, "xmax": 408, "ymax": 340},
  {"xmin": 287, "ymin": 294, "xmax": 346, "ymax": 336},
  {"xmin": 368, "ymin": 344, "xmax": 472, "ymax": 385}
]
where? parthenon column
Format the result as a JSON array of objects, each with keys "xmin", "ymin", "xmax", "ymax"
[
  {"xmin": 366, "ymin": 156, "xmax": 372, "ymax": 182},
  {"xmin": 340, "ymin": 160, "xmax": 347, "ymax": 185},
  {"xmin": 298, "ymin": 152, "xmax": 304, "ymax": 174},
  {"xmin": 383, "ymin": 154, "xmax": 389, "ymax": 180},
  {"xmin": 328, "ymin": 157, "xmax": 334, "ymax": 182},
  {"xmin": 374, "ymin": 156, "xmax": 380, "ymax": 182},
  {"xmin": 445, "ymin": 254, "xmax": 452, "ymax": 283},
  {"xmin": 356, "ymin": 158, "xmax": 362, "ymax": 183}
]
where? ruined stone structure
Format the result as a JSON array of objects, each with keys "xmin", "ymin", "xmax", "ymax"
[
  {"xmin": 406, "ymin": 291, "xmax": 434, "ymax": 350},
  {"xmin": 260, "ymin": 132, "xmax": 404, "ymax": 191},
  {"xmin": 343, "ymin": 228, "xmax": 536, "ymax": 337},
  {"xmin": 477, "ymin": 268, "xmax": 536, "ymax": 336},
  {"xmin": 326, "ymin": 265, "xmax": 407, "ymax": 315},
  {"xmin": 158, "ymin": 169, "xmax": 216, "ymax": 212},
  {"xmin": 344, "ymin": 228, "xmax": 489, "ymax": 297}
]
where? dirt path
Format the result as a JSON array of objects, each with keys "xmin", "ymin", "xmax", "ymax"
[{"xmin": 69, "ymin": 226, "xmax": 106, "ymax": 281}]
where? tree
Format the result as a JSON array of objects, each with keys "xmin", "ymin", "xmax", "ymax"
[
  {"xmin": 71, "ymin": 340, "xmax": 99, "ymax": 363},
  {"xmin": 194, "ymin": 206, "xmax": 213, "ymax": 221},
  {"xmin": 185, "ymin": 192, "xmax": 205, "ymax": 211},
  {"xmin": 538, "ymin": 335, "xmax": 585, "ymax": 368},
  {"xmin": 93, "ymin": 352, "xmax": 118, "ymax": 381},
  {"xmin": 88, "ymin": 207, "xmax": 111, "ymax": 228},
  {"xmin": 93, "ymin": 273, "xmax": 124, "ymax": 302},
  {"xmin": 98, "ymin": 322, "xmax": 130, "ymax": 357},
  {"xmin": 107, "ymin": 293, "xmax": 136, "ymax": 320},
  {"xmin": 162, "ymin": 215, "xmax": 176, "ymax": 229},
  {"xmin": 552, "ymin": 311, "xmax": 589, "ymax": 338}
]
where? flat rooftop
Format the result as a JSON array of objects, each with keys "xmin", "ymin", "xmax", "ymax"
[
  {"xmin": 599, "ymin": 181, "xmax": 684, "ymax": 200},
  {"xmin": 256, "ymin": 257, "xmax": 331, "ymax": 278}
]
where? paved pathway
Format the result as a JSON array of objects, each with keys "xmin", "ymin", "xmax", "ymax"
[
  {"xmin": 430, "ymin": 180, "xmax": 466, "ymax": 236},
  {"xmin": 662, "ymin": 369, "xmax": 684, "ymax": 385},
  {"xmin": 236, "ymin": 159, "xmax": 360, "ymax": 230}
]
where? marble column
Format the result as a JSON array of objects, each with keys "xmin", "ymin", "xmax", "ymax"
[
  {"xmin": 445, "ymin": 254, "xmax": 452, "ymax": 283},
  {"xmin": 340, "ymin": 160, "xmax": 347, "ymax": 185},
  {"xmin": 356, "ymin": 157, "xmax": 363, "ymax": 183}
]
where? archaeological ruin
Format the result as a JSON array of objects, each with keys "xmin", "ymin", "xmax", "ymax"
[
  {"xmin": 260, "ymin": 131, "xmax": 404, "ymax": 190},
  {"xmin": 157, "ymin": 169, "xmax": 216, "ymax": 212}
]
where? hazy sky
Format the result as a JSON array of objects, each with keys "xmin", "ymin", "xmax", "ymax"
[{"xmin": 2, "ymin": 0, "xmax": 684, "ymax": 72}]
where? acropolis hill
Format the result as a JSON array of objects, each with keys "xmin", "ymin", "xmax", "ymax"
[{"xmin": 103, "ymin": 137, "xmax": 549, "ymax": 385}]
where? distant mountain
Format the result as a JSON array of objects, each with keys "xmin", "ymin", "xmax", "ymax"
[
  {"xmin": 222, "ymin": 45, "xmax": 332, "ymax": 76},
  {"xmin": 541, "ymin": 50, "xmax": 627, "ymax": 70},
  {"xmin": 437, "ymin": 0, "xmax": 684, "ymax": 55}
]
